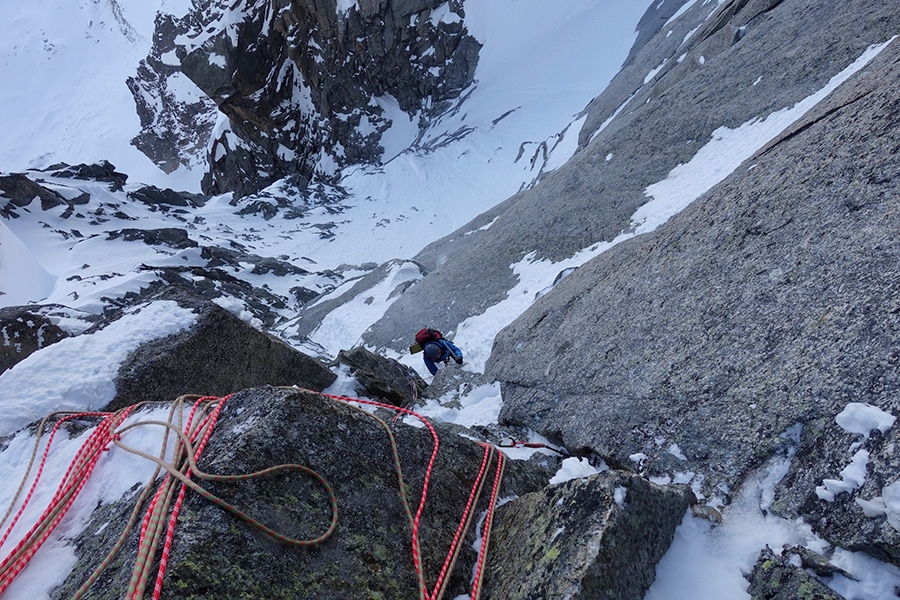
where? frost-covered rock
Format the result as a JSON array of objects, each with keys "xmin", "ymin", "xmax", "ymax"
[
  {"xmin": 333, "ymin": 345, "xmax": 427, "ymax": 407},
  {"xmin": 0, "ymin": 306, "xmax": 70, "ymax": 374},
  {"xmin": 106, "ymin": 293, "xmax": 336, "ymax": 412},
  {"xmin": 44, "ymin": 161, "xmax": 129, "ymax": 192},
  {"xmin": 127, "ymin": 12, "xmax": 219, "ymax": 174},
  {"xmin": 773, "ymin": 404, "xmax": 900, "ymax": 565},
  {"xmin": 745, "ymin": 546, "xmax": 846, "ymax": 600},
  {"xmin": 132, "ymin": 0, "xmax": 480, "ymax": 197},
  {"xmin": 483, "ymin": 471, "xmax": 694, "ymax": 600}
]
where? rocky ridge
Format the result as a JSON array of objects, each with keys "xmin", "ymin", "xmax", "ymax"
[{"xmin": 130, "ymin": 0, "xmax": 480, "ymax": 197}]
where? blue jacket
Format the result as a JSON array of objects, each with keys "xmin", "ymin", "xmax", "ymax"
[{"xmin": 423, "ymin": 339, "xmax": 463, "ymax": 375}]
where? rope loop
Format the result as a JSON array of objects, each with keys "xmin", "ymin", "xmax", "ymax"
[{"xmin": 2, "ymin": 388, "xmax": 508, "ymax": 600}]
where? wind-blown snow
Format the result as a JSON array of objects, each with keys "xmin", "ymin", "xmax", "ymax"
[
  {"xmin": 310, "ymin": 261, "xmax": 423, "ymax": 357},
  {"xmin": 835, "ymin": 402, "xmax": 897, "ymax": 437},
  {"xmin": 0, "ymin": 220, "xmax": 55, "ymax": 306},
  {"xmin": 0, "ymin": 301, "xmax": 196, "ymax": 436}
]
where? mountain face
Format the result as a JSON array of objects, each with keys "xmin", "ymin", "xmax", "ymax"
[
  {"xmin": 361, "ymin": 0, "xmax": 900, "ymax": 577},
  {"xmin": 130, "ymin": 0, "xmax": 480, "ymax": 197},
  {"xmin": 3, "ymin": 0, "xmax": 900, "ymax": 597}
]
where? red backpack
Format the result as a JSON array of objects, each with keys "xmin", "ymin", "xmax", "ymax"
[{"xmin": 415, "ymin": 327, "xmax": 443, "ymax": 347}]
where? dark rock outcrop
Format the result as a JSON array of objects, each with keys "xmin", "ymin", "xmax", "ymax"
[
  {"xmin": 0, "ymin": 174, "xmax": 77, "ymax": 216},
  {"xmin": 45, "ymin": 161, "xmax": 129, "ymax": 191},
  {"xmin": 52, "ymin": 386, "xmax": 551, "ymax": 599},
  {"xmin": 126, "ymin": 185, "xmax": 207, "ymax": 210},
  {"xmin": 483, "ymin": 471, "xmax": 694, "ymax": 600},
  {"xmin": 133, "ymin": 0, "xmax": 481, "ymax": 197},
  {"xmin": 106, "ymin": 297, "xmax": 336, "ymax": 412},
  {"xmin": 106, "ymin": 228, "xmax": 198, "ymax": 249},
  {"xmin": 127, "ymin": 12, "xmax": 219, "ymax": 174},
  {"xmin": 0, "ymin": 307, "xmax": 70, "ymax": 374},
  {"xmin": 333, "ymin": 346, "xmax": 427, "ymax": 407},
  {"xmin": 745, "ymin": 546, "xmax": 847, "ymax": 600}
]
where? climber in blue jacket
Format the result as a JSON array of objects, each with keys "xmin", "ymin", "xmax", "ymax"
[{"xmin": 422, "ymin": 338, "xmax": 463, "ymax": 376}]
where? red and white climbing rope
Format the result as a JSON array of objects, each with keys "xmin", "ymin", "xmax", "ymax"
[{"xmin": 1, "ymin": 389, "xmax": 507, "ymax": 600}]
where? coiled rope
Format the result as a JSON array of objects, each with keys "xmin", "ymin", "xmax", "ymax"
[
  {"xmin": 0, "ymin": 407, "xmax": 135, "ymax": 595},
  {"xmin": 1, "ymin": 389, "xmax": 506, "ymax": 600},
  {"xmin": 0, "ymin": 395, "xmax": 337, "ymax": 600},
  {"xmin": 322, "ymin": 392, "xmax": 506, "ymax": 600}
]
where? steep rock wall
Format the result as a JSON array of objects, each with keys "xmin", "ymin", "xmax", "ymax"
[
  {"xmin": 130, "ymin": 0, "xmax": 480, "ymax": 197},
  {"xmin": 489, "ymin": 16, "xmax": 900, "ymax": 564},
  {"xmin": 364, "ymin": 0, "xmax": 898, "ymax": 351}
]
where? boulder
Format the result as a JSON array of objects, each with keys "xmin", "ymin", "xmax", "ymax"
[
  {"xmin": 0, "ymin": 173, "xmax": 69, "ymax": 215},
  {"xmin": 745, "ymin": 546, "xmax": 847, "ymax": 600},
  {"xmin": 106, "ymin": 228, "xmax": 198, "ymax": 250},
  {"xmin": 51, "ymin": 386, "xmax": 551, "ymax": 599},
  {"xmin": 126, "ymin": 185, "xmax": 207, "ymax": 210},
  {"xmin": 46, "ymin": 161, "xmax": 128, "ymax": 191},
  {"xmin": 333, "ymin": 346, "xmax": 427, "ymax": 407},
  {"xmin": 482, "ymin": 471, "xmax": 694, "ymax": 600},
  {"xmin": 106, "ymin": 296, "xmax": 336, "ymax": 411}
]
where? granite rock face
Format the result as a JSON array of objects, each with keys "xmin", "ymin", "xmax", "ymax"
[
  {"xmin": 490, "ymin": 30, "xmax": 900, "ymax": 477},
  {"xmin": 357, "ymin": 0, "xmax": 900, "ymax": 572},
  {"xmin": 106, "ymin": 294, "xmax": 336, "ymax": 411},
  {"xmin": 485, "ymin": 1, "xmax": 900, "ymax": 565},
  {"xmin": 483, "ymin": 471, "xmax": 694, "ymax": 600},
  {"xmin": 365, "ymin": 0, "xmax": 900, "ymax": 359}
]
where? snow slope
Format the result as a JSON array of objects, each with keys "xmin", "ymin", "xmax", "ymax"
[{"xmin": 0, "ymin": 0, "xmax": 198, "ymax": 190}]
